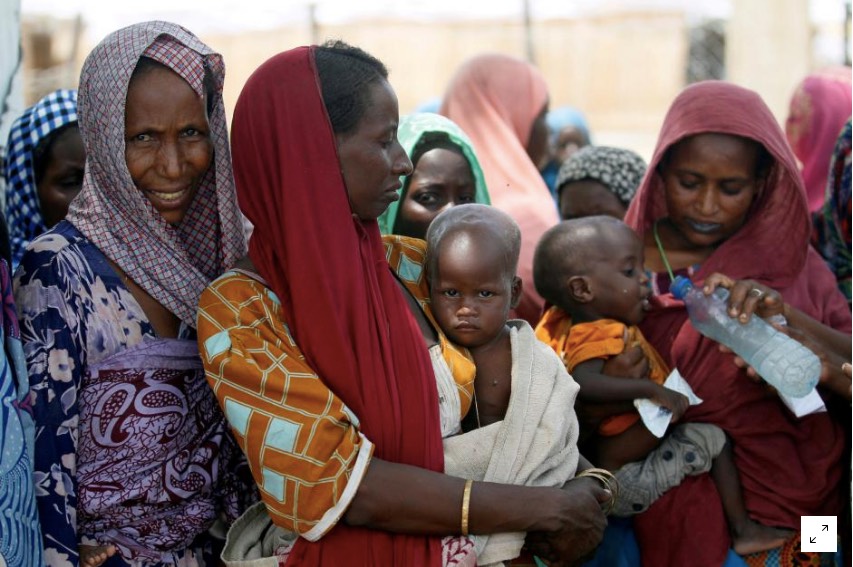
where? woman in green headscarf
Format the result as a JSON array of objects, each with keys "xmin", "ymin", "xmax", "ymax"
[{"xmin": 379, "ymin": 113, "xmax": 490, "ymax": 238}]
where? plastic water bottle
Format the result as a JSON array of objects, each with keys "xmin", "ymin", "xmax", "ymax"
[{"xmin": 669, "ymin": 276, "xmax": 820, "ymax": 398}]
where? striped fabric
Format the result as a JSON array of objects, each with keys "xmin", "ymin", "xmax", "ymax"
[{"xmin": 3, "ymin": 89, "xmax": 77, "ymax": 269}]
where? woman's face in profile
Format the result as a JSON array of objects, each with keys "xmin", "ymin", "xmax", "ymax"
[
  {"xmin": 394, "ymin": 146, "xmax": 475, "ymax": 239},
  {"xmin": 336, "ymin": 79, "xmax": 413, "ymax": 221},
  {"xmin": 124, "ymin": 64, "xmax": 212, "ymax": 225},
  {"xmin": 661, "ymin": 132, "xmax": 762, "ymax": 249},
  {"xmin": 526, "ymin": 105, "xmax": 550, "ymax": 169},
  {"xmin": 37, "ymin": 124, "xmax": 85, "ymax": 228}
]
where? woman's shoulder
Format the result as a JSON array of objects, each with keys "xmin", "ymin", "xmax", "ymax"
[
  {"xmin": 16, "ymin": 222, "xmax": 97, "ymax": 285},
  {"xmin": 22, "ymin": 222, "xmax": 85, "ymax": 257},
  {"xmin": 382, "ymin": 235, "xmax": 430, "ymax": 298},
  {"xmin": 205, "ymin": 270, "xmax": 275, "ymax": 301},
  {"xmin": 383, "ymin": 235, "xmax": 428, "ymax": 273},
  {"xmin": 200, "ymin": 270, "xmax": 285, "ymax": 329}
]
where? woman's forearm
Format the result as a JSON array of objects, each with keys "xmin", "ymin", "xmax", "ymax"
[
  {"xmin": 344, "ymin": 457, "xmax": 583, "ymax": 535},
  {"xmin": 784, "ymin": 304, "xmax": 851, "ymax": 358}
]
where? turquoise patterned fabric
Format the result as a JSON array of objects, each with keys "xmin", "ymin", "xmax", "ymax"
[{"xmin": 0, "ymin": 255, "xmax": 43, "ymax": 567}]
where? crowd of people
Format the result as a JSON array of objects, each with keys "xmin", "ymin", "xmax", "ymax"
[{"xmin": 0, "ymin": 18, "xmax": 849, "ymax": 567}]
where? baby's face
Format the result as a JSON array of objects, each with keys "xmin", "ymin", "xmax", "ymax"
[
  {"xmin": 429, "ymin": 234, "xmax": 516, "ymax": 350},
  {"xmin": 584, "ymin": 225, "xmax": 650, "ymax": 326}
]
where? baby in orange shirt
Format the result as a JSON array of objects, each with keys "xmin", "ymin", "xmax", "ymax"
[{"xmin": 533, "ymin": 216, "xmax": 792, "ymax": 555}]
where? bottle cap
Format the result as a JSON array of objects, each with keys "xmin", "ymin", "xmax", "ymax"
[{"xmin": 669, "ymin": 275, "xmax": 693, "ymax": 300}]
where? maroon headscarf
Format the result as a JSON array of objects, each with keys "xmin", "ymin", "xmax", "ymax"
[
  {"xmin": 625, "ymin": 81, "xmax": 850, "ymax": 567},
  {"xmin": 230, "ymin": 47, "xmax": 443, "ymax": 565}
]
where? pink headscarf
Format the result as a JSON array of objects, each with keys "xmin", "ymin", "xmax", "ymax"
[
  {"xmin": 67, "ymin": 21, "xmax": 247, "ymax": 327},
  {"xmin": 785, "ymin": 67, "xmax": 853, "ymax": 212},
  {"xmin": 440, "ymin": 53, "xmax": 558, "ymax": 324}
]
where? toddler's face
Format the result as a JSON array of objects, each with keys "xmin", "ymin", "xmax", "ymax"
[
  {"xmin": 429, "ymin": 233, "xmax": 516, "ymax": 350},
  {"xmin": 585, "ymin": 225, "xmax": 650, "ymax": 327}
]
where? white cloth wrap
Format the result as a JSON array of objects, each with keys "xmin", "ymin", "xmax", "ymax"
[{"xmin": 443, "ymin": 320, "xmax": 581, "ymax": 566}]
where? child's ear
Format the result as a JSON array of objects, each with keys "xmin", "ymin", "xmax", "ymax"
[
  {"xmin": 510, "ymin": 276, "xmax": 522, "ymax": 309},
  {"xmin": 567, "ymin": 275, "xmax": 593, "ymax": 304}
]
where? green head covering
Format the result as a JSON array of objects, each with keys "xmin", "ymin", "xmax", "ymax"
[{"xmin": 378, "ymin": 113, "xmax": 490, "ymax": 234}]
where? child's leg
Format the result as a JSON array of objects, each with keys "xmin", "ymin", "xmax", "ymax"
[{"xmin": 711, "ymin": 440, "xmax": 793, "ymax": 555}]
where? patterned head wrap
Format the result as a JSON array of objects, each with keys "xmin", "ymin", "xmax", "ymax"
[
  {"xmin": 555, "ymin": 145, "xmax": 647, "ymax": 206},
  {"xmin": 3, "ymin": 89, "xmax": 78, "ymax": 269},
  {"xmin": 66, "ymin": 21, "xmax": 246, "ymax": 327}
]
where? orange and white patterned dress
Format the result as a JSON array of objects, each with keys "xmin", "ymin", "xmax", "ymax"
[{"xmin": 197, "ymin": 236, "xmax": 475, "ymax": 540}]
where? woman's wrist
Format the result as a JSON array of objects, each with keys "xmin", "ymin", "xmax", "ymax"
[
  {"xmin": 574, "ymin": 468, "xmax": 618, "ymax": 515},
  {"xmin": 781, "ymin": 301, "xmax": 792, "ymax": 321},
  {"xmin": 460, "ymin": 479, "xmax": 473, "ymax": 536}
]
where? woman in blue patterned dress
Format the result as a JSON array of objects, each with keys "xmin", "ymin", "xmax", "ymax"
[{"xmin": 14, "ymin": 21, "xmax": 253, "ymax": 567}]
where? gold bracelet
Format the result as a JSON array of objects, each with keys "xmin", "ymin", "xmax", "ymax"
[
  {"xmin": 576, "ymin": 467, "xmax": 619, "ymax": 515},
  {"xmin": 461, "ymin": 479, "xmax": 473, "ymax": 536}
]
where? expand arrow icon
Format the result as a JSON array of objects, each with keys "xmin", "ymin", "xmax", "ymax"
[{"xmin": 810, "ymin": 537, "xmax": 817, "ymax": 544}]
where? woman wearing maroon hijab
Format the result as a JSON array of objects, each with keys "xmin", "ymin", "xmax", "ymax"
[
  {"xmin": 198, "ymin": 41, "xmax": 609, "ymax": 566},
  {"xmin": 624, "ymin": 81, "xmax": 850, "ymax": 566}
]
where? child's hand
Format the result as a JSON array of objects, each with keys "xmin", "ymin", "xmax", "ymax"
[
  {"xmin": 601, "ymin": 345, "xmax": 649, "ymax": 379},
  {"xmin": 80, "ymin": 543, "xmax": 116, "ymax": 567},
  {"xmin": 650, "ymin": 386, "xmax": 689, "ymax": 422}
]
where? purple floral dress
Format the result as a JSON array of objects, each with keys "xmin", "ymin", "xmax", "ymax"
[{"xmin": 15, "ymin": 222, "xmax": 254, "ymax": 567}]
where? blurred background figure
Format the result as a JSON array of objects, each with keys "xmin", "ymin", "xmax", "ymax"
[
  {"xmin": 785, "ymin": 67, "xmax": 852, "ymax": 212},
  {"xmin": 541, "ymin": 106, "xmax": 591, "ymax": 197},
  {"xmin": 555, "ymin": 145, "xmax": 646, "ymax": 221},
  {"xmin": 413, "ymin": 96, "xmax": 442, "ymax": 114},
  {"xmin": 441, "ymin": 52, "xmax": 558, "ymax": 325},
  {"xmin": 3, "ymin": 89, "xmax": 81, "ymax": 270},
  {"xmin": 812, "ymin": 117, "xmax": 852, "ymax": 305}
]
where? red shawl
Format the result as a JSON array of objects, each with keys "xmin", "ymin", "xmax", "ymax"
[
  {"xmin": 230, "ymin": 47, "xmax": 443, "ymax": 566},
  {"xmin": 624, "ymin": 81, "xmax": 850, "ymax": 567}
]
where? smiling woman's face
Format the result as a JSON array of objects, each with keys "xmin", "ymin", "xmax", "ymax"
[
  {"xmin": 124, "ymin": 63, "xmax": 212, "ymax": 225},
  {"xmin": 336, "ymin": 79, "xmax": 413, "ymax": 220},
  {"xmin": 661, "ymin": 132, "xmax": 764, "ymax": 250}
]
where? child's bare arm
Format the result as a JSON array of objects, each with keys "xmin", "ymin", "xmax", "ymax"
[
  {"xmin": 573, "ymin": 359, "xmax": 689, "ymax": 421},
  {"xmin": 572, "ymin": 359, "xmax": 660, "ymax": 403}
]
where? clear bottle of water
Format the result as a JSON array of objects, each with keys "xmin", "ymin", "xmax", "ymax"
[{"xmin": 670, "ymin": 276, "xmax": 820, "ymax": 398}]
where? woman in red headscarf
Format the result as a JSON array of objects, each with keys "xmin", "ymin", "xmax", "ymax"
[
  {"xmin": 624, "ymin": 80, "xmax": 850, "ymax": 567},
  {"xmin": 197, "ymin": 41, "xmax": 609, "ymax": 567}
]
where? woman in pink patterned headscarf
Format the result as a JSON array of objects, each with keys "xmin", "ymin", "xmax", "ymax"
[
  {"xmin": 785, "ymin": 67, "xmax": 852, "ymax": 212},
  {"xmin": 441, "ymin": 54, "xmax": 558, "ymax": 325},
  {"xmin": 14, "ymin": 21, "xmax": 253, "ymax": 567}
]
